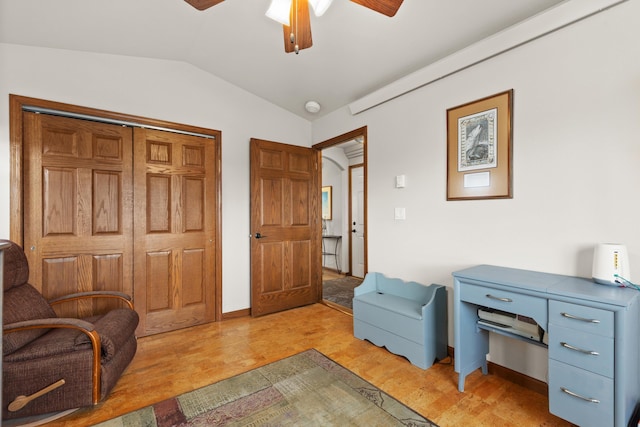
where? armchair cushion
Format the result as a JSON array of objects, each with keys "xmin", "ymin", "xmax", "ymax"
[
  {"xmin": 3, "ymin": 283, "xmax": 57, "ymax": 355},
  {"xmin": 4, "ymin": 326, "xmax": 92, "ymax": 363},
  {"xmin": 2, "ymin": 239, "xmax": 29, "ymax": 291},
  {"xmin": 76, "ymin": 308, "xmax": 139, "ymax": 361}
]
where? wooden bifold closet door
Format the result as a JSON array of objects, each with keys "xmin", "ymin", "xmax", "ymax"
[
  {"xmin": 133, "ymin": 128, "xmax": 217, "ymax": 336},
  {"xmin": 23, "ymin": 112, "xmax": 134, "ymax": 317},
  {"xmin": 22, "ymin": 111, "xmax": 218, "ymax": 337}
]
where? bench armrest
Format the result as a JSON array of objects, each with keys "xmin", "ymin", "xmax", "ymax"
[{"xmin": 354, "ymin": 272, "xmax": 379, "ymax": 296}]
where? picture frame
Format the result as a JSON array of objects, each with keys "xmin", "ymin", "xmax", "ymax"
[
  {"xmin": 321, "ymin": 186, "xmax": 332, "ymax": 220},
  {"xmin": 446, "ymin": 89, "xmax": 513, "ymax": 200}
]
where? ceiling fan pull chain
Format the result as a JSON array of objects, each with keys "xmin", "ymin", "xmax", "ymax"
[
  {"xmin": 293, "ymin": 0, "xmax": 300, "ymax": 54},
  {"xmin": 290, "ymin": 0, "xmax": 295, "ymax": 45},
  {"xmin": 290, "ymin": 30, "xmax": 298, "ymax": 53}
]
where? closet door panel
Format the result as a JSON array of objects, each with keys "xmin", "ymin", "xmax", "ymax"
[
  {"xmin": 134, "ymin": 128, "xmax": 217, "ymax": 336},
  {"xmin": 23, "ymin": 112, "xmax": 133, "ymax": 318}
]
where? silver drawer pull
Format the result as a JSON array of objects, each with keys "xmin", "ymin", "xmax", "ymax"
[
  {"xmin": 486, "ymin": 294, "xmax": 512, "ymax": 303},
  {"xmin": 561, "ymin": 312, "xmax": 600, "ymax": 323},
  {"xmin": 560, "ymin": 387, "xmax": 600, "ymax": 404},
  {"xmin": 560, "ymin": 342, "xmax": 599, "ymax": 356}
]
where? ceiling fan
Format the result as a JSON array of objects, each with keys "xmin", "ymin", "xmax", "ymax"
[{"xmin": 184, "ymin": 0, "xmax": 404, "ymax": 54}]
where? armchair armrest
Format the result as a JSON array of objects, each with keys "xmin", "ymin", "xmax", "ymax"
[
  {"xmin": 4, "ymin": 317, "xmax": 103, "ymax": 405},
  {"xmin": 49, "ymin": 291, "xmax": 134, "ymax": 310},
  {"xmin": 4, "ymin": 317, "xmax": 95, "ymax": 334}
]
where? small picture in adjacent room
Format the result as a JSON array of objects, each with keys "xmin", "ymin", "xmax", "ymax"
[{"xmin": 321, "ymin": 186, "xmax": 332, "ymax": 220}]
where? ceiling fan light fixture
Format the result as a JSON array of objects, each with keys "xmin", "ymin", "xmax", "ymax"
[
  {"xmin": 266, "ymin": 0, "xmax": 292, "ymax": 26},
  {"xmin": 261, "ymin": 0, "xmax": 403, "ymax": 54},
  {"xmin": 309, "ymin": 0, "xmax": 333, "ymax": 16}
]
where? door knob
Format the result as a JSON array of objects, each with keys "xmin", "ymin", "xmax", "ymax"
[{"xmin": 255, "ymin": 233, "xmax": 267, "ymax": 239}]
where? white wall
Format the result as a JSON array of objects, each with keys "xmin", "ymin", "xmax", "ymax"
[
  {"xmin": 312, "ymin": 1, "xmax": 640, "ymax": 381},
  {"xmin": 0, "ymin": 43, "xmax": 311, "ymax": 313}
]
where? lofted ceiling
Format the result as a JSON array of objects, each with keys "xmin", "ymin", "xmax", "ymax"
[{"xmin": 0, "ymin": 0, "xmax": 565, "ymax": 120}]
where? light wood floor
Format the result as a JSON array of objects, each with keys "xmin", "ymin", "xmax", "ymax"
[{"xmin": 46, "ymin": 304, "xmax": 572, "ymax": 426}]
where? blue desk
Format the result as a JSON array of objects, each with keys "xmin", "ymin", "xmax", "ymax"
[{"xmin": 454, "ymin": 265, "xmax": 640, "ymax": 427}]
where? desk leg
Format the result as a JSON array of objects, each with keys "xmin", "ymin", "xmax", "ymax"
[{"xmin": 454, "ymin": 280, "xmax": 489, "ymax": 392}]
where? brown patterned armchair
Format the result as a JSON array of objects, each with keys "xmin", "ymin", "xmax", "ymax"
[{"xmin": 2, "ymin": 240, "xmax": 139, "ymax": 420}]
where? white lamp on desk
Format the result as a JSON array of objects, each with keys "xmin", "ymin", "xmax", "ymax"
[{"xmin": 592, "ymin": 243, "xmax": 630, "ymax": 286}]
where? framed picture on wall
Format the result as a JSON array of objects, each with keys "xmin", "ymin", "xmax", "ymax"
[
  {"xmin": 446, "ymin": 89, "xmax": 513, "ymax": 200},
  {"xmin": 321, "ymin": 186, "xmax": 332, "ymax": 220}
]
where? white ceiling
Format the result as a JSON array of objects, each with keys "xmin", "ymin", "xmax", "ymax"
[{"xmin": 0, "ymin": 0, "xmax": 565, "ymax": 120}]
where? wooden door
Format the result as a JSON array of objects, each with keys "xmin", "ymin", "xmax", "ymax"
[
  {"xmin": 23, "ymin": 112, "xmax": 133, "ymax": 316},
  {"xmin": 133, "ymin": 128, "xmax": 218, "ymax": 336},
  {"xmin": 250, "ymin": 138, "xmax": 321, "ymax": 316}
]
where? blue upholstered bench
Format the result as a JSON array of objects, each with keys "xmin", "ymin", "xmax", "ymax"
[{"xmin": 353, "ymin": 272, "xmax": 447, "ymax": 369}]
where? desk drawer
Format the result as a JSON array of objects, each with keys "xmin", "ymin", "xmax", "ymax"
[
  {"xmin": 549, "ymin": 300, "xmax": 613, "ymax": 337},
  {"xmin": 549, "ymin": 324, "xmax": 613, "ymax": 378},
  {"xmin": 459, "ymin": 283, "xmax": 547, "ymax": 326},
  {"xmin": 549, "ymin": 359, "xmax": 613, "ymax": 427}
]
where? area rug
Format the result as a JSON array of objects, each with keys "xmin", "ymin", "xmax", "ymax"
[
  {"xmin": 94, "ymin": 349, "xmax": 436, "ymax": 427},
  {"xmin": 323, "ymin": 276, "xmax": 363, "ymax": 309}
]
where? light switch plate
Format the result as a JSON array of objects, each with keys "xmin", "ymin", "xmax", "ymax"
[{"xmin": 394, "ymin": 207, "xmax": 406, "ymax": 220}]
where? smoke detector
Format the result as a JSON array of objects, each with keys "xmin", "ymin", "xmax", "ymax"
[{"xmin": 304, "ymin": 101, "xmax": 321, "ymax": 114}]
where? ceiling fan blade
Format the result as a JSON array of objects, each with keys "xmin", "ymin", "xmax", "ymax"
[
  {"xmin": 283, "ymin": 0, "xmax": 313, "ymax": 53},
  {"xmin": 350, "ymin": 0, "xmax": 404, "ymax": 17},
  {"xmin": 184, "ymin": 0, "xmax": 224, "ymax": 11}
]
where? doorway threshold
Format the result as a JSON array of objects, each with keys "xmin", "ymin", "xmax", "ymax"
[{"xmin": 321, "ymin": 299, "xmax": 353, "ymax": 316}]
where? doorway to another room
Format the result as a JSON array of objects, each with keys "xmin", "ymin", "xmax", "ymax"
[{"xmin": 313, "ymin": 127, "xmax": 367, "ymax": 313}]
